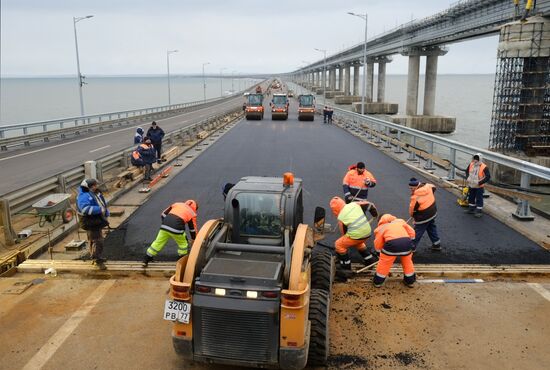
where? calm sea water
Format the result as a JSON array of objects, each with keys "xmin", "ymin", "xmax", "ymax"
[{"xmin": 0, "ymin": 76, "xmax": 259, "ymax": 125}]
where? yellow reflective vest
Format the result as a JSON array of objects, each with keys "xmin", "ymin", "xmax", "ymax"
[{"xmin": 337, "ymin": 202, "xmax": 372, "ymax": 239}]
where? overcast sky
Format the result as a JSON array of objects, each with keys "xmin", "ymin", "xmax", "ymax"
[{"xmin": 0, "ymin": 0, "xmax": 500, "ymax": 77}]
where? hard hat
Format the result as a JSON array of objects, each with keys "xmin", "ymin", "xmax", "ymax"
[
  {"xmin": 80, "ymin": 178, "xmax": 98, "ymax": 189},
  {"xmin": 329, "ymin": 196, "xmax": 345, "ymax": 217},
  {"xmin": 185, "ymin": 199, "xmax": 198, "ymax": 212},
  {"xmin": 378, "ymin": 214, "xmax": 396, "ymax": 226}
]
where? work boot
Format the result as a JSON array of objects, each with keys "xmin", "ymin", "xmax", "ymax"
[
  {"xmin": 142, "ymin": 255, "xmax": 154, "ymax": 268},
  {"xmin": 403, "ymin": 280, "xmax": 416, "ymax": 288},
  {"xmin": 474, "ymin": 211, "xmax": 483, "ymax": 218},
  {"xmin": 431, "ymin": 243, "xmax": 442, "ymax": 252},
  {"xmin": 92, "ymin": 259, "xmax": 107, "ymax": 270},
  {"xmin": 464, "ymin": 207, "xmax": 475, "ymax": 214},
  {"xmin": 337, "ymin": 253, "xmax": 352, "ymax": 270},
  {"xmin": 359, "ymin": 249, "xmax": 378, "ymax": 269}
]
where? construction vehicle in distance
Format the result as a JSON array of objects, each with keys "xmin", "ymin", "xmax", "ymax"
[
  {"xmin": 271, "ymin": 93, "xmax": 289, "ymax": 120},
  {"xmin": 245, "ymin": 93, "xmax": 264, "ymax": 120},
  {"xmin": 297, "ymin": 94, "xmax": 316, "ymax": 121},
  {"xmin": 165, "ymin": 173, "xmax": 334, "ymax": 370}
]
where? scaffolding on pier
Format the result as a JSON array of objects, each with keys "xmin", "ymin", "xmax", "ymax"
[{"xmin": 489, "ymin": 17, "xmax": 550, "ymax": 157}]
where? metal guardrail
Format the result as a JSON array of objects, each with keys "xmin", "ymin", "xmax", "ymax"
[
  {"xmin": 0, "ymin": 105, "xmax": 242, "ymax": 216},
  {"xmin": 316, "ymin": 102, "xmax": 549, "ymax": 220},
  {"xmin": 0, "ymin": 89, "xmax": 250, "ymax": 140}
]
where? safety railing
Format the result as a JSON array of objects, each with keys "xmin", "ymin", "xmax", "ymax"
[
  {"xmin": 0, "ymin": 105, "xmax": 242, "ymax": 216},
  {"xmin": 319, "ymin": 103, "xmax": 550, "ymax": 220},
  {"xmin": 0, "ymin": 80, "xmax": 265, "ymax": 141}
]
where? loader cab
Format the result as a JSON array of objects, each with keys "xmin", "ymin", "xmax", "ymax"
[{"xmin": 224, "ymin": 176, "xmax": 303, "ymax": 245}]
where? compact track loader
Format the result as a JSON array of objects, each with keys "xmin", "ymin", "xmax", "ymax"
[{"xmin": 165, "ymin": 173, "xmax": 334, "ymax": 369}]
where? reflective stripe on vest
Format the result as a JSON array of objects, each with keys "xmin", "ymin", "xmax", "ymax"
[{"xmin": 338, "ymin": 202, "xmax": 372, "ymax": 239}]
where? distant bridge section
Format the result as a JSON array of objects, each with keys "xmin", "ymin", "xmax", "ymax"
[
  {"xmin": 301, "ymin": 0, "xmax": 550, "ymax": 71},
  {"xmin": 289, "ymin": 0, "xmax": 550, "ymax": 135}
]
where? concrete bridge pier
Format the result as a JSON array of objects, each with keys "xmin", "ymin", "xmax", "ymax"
[
  {"xmin": 353, "ymin": 65, "xmax": 360, "ymax": 95},
  {"xmin": 315, "ymin": 70, "xmax": 326, "ymax": 95},
  {"xmin": 335, "ymin": 63, "xmax": 362, "ymax": 104},
  {"xmin": 391, "ymin": 47, "xmax": 456, "ymax": 133},
  {"xmin": 338, "ymin": 66, "xmax": 344, "ymax": 92},
  {"xmin": 329, "ymin": 68, "xmax": 336, "ymax": 91},
  {"xmin": 325, "ymin": 67, "xmax": 344, "ymax": 99},
  {"xmin": 366, "ymin": 62, "xmax": 374, "ymax": 102},
  {"xmin": 352, "ymin": 57, "xmax": 398, "ymax": 113},
  {"xmin": 344, "ymin": 64, "xmax": 351, "ymax": 96}
]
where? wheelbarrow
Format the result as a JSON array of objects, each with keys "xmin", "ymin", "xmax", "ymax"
[{"xmin": 32, "ymin": 193, "xmax": 75, "ymax": 227}]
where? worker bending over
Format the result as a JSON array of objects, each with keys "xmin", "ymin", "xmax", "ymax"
[
  {"xmin": 142, "ymin": 200, "xmax": 198, "ymax": 267},
  {"xmin": 408, "ymin": 178, "xmax": 441, "ymax": 251},
  {"xmin": 343, "ymin": 162, "xmax": 377, "ymax": 203},
  {"xmin": 373, "ymin": 214, "xmax": 416, "ymax": 288},
  {"xmin": 330, "ymin": 196, "xmax": 379, "ymax": 275}
]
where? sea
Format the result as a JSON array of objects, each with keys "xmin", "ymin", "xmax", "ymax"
[{"xmin": 0, "ymin": 76, "xmax": 260, "ymax": 125}]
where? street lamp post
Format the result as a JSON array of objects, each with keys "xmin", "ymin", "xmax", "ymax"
[
  {"xmin": 202, "ymin": 62, "xmax": 210, "ymax": 102},
  {"xmin": 231, "ymin": 71, "xmax": 237, "ymax": 93},
  {"xmin": 73, "ymin": 15, "xmax": 94, "ymax": 117},
  {"xmin": 314, "ymin": 48, "xmax": 327, "ymax": 106},
  {"xmin": 166, "ymin": 49, "xmax": 178, "ymax": 105},
  {"xmin": 220, "ymin": 67, "xmax": 227, "ymax": 97},
  {"xmin": 348, "ymin": 11, "xmax": 368, "ymax": 115}
]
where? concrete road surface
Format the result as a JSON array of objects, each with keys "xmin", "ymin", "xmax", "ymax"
[
  {"xmin": 0, "ymin": 275, "xmax": 549, "ymax": 370},
  {"xmin": 104, "ymin": 98, "xmax": 550, "ymax": 265}
]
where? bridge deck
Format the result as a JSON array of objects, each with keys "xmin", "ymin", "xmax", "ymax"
[{"xmin": 104, "ymin": 99, "xmax": 550, "ymax": 265}]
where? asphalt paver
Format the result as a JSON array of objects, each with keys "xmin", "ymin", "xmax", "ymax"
[{"xmin": 104, "ymin": 99, "xmax": 550, "ymax": 264}]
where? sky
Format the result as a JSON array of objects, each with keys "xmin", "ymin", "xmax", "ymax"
[{"xmin": 0, "ymin": 0, "xmax": 500, "ymax": 77}]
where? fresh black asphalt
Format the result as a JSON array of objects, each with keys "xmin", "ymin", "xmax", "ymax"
[{"xmin": 104, "ymin": 99, "xmax": 550, "ymax": 265}]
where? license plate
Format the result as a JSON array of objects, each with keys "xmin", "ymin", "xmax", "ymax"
[{"xmin": 163, "ymin": 300, "xmax": 191, "ymax": 323}]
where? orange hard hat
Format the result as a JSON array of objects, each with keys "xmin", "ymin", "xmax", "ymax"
[
  {"xmin": 185, "ymin": 199, "xmax": 198, "ymax": 212},
  {"xmin": 378, "ymin": 214, "xmax": 396, "ymax": 227},
  {"xmin": 329, "ymin": 196, "xmax": 346, "ymax": 217}
]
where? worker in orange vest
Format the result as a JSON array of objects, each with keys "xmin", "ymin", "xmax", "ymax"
[
  {"xmin": 408, "ymin": 178, "xmax": 441, "ymax": 251},
  {"xmin": 342, "ymin": 162, "xmax": 377, "ymax": 203},
  {"xmin": 142, "ymin": 200, "xmax": 198, "ymax": 267},
  {"xmin": 373, "ymin": 214, "xmax": 416, "ymax": 288},
  {"xmin": 330, "ymin": 196, "xmax": 379, "ymax": 277},
  {"xmin": 465, "ymin": 153, "xmax": 491, "ymax": 218}
]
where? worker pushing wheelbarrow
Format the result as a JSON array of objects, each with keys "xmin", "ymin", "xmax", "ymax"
[{"xmin": 32, "ymin": 193, "xmax": 75, "ymax": 227}]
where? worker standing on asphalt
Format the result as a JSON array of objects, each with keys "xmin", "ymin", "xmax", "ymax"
[
  {"xmin": 142, "ymin": 200, "xmax": 198, "ymax": 267},
  {"xmin": 373, "ymin": 214, "xmax": 416, "ymax": 288},
  {"xmin": 77, "ymin": 178, "xmax": 109, "ymax": 270},
  {"xmin": 465, "ymin": 153, "xmax": 491, "ymax": 218},
  {"xmin": 408, "ymin": 178, "xmax": 442, "ymax": 251},
  {"xmin": 147, "ymin": 121, "xmax": 165, "ymax": 164},
  {"xmin": 343, "ymin": 162, "xmax": 377, "ymax": 203},
  {"xmin": 330, "ymin": 196, "xmax": 379, "ymax": 277}
]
